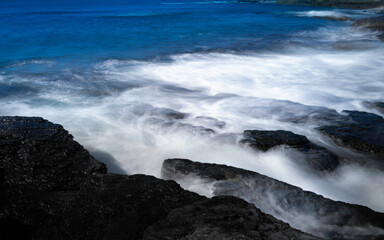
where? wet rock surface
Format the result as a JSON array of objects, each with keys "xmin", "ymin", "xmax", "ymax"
[
  {"xmin": 363, "ymin": 101, "xmax": 384, "ymax": 114},
  {"xmin": 0, "ymin": 116, "xmax": 317, "ymax": 240},
  {"xmin": 162, "ymin": 158, "xmax": 384, "ymax": 240},
  {"xmin": 240, "ymin": 130, "xmax": 339, "ymax": 173},
  {"xmin": 316, "ymin": 110, "xmax": 384, "ymax": 159},
  {"xmin": 143, "ymin": 196, "xmax": 320, "ymax": 240}
]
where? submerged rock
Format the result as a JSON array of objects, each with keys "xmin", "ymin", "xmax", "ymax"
[
  {"xmin": 240, "ymin": 130, "xmax": 339, "ymax": 172},
  {"xmin": 363, "ymin": 101, "xmax": 384, "ymax": 114},
  {"xmin": 162, "ymin": 158, "xmax": 384, "ymax": 240},
  {"xmin": 316, "ymin": 110, "xmax": 384, "ymax": 159},
  {"xmin": 354, "ymin": 15, "xmax": 384, "ymax": 31},
  {"xmin": 353, "ymin": 16, "xmax": 384, "ymax": 40},
  {"xmin": 0, "ymin": 116, "xmax": 317, "ymax": 240}
]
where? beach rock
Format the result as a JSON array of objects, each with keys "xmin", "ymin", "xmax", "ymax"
[
  {"xmin": 143, "ymin": 196, "xmax": 321, "ymax": 240},
  {"xmin": 162, "ymin": 158, "xmax": 384, "ymax": 240},
  {"xmin": 0, "ymin": 116, "xmax": 317, "ymax": 240},
  {"xmin": 240, "ymin": 130, "xmax": 339, "ymax": 172},
  {"xmin": 275, "ymin": 0, "xmax": 384, "ymax": 8},
  {"xmin": 316, "ymin": 110, "xmax": 384, "ymax": 159}
]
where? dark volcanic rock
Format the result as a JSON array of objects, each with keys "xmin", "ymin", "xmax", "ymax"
[
  {"xmin": 1, "ymin": 116, "xmax": 317, "ymax": 240},
  {"xmin": 240, "ymin": 130, "xmax": 339, "ymax": 172},
  {"xmin": 33, "ymin": 174, "xmax": 203, "ymax": 240},
  {"xmin": 0, "ymin": 116, "xmax": 107, "ymax": 192},
  {"xmin": 143, "ymin": 196, "xmax": 320, "ymax": 240},
  {"xmin": 0, "ymin": 117, "xmax": 203, "ymax": 239},
  {"xmin": 316, "ymin": 111, "xmax": 384, "ymax": 159},
  {"xmin": 162, "ymin": 158, "xmax": 384, "ymax": 240}
]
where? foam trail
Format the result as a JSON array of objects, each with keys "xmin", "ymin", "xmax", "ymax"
[
  {"xmin": 99, "ymin": 49, "xmax": 384, "ymax": 113},
  {"xmin": 1, "ymin": 43, "xmax": 384, "ymax": 212}
]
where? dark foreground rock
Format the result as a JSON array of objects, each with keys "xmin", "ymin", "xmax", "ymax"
[
  {"xmin": 240, "ymin": 130, "xmax": 339, "ymax": 173},
  {"xmin": 275, "ymin": 0, "xmax": 384, "ymax": 8},
  {"xmin": 143, "ymin": 196, "xmax": 320, "ymax": 240},
  {"xmin": 162, "ymin": 158, "xmax": 384, "ymax": 240},
  {"xmin": 0, "ymin": 117, "xmax": 317, "ymax": 240},
  {"xmin": 316, "ymin": 110, "xmax": 384, "ymax": 160}
]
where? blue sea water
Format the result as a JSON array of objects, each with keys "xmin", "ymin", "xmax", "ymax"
[
  {"xmin": 1, "ymin": 0, "xmax": 384, "ymax": 229},
  {"xmin": 1, "ymin": 0, "xmax": 344, "ymax": 66}
]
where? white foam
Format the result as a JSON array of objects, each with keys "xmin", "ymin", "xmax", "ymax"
[{"xmin": 1, "ymin": 42, "xmax": 384, "ymax": 212}]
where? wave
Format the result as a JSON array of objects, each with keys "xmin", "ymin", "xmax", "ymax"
[{"xmin": 1, "ymin": 38, "xmax": 384, "ymax": 212}]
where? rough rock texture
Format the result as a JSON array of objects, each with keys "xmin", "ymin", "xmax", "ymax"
[
  {"xmin": 162, "ymin": 158, "xmax": 384, "ymax": 240},
  {"xmin": 0, "ymin": 117, "xmax": 204, "ymax": 239},
  {"xmin": 0, "ymin": 116, "xmax": 107, "ymax": 192},
  {"xmin": 240, "ymin": 130, "xmax": 339, "ymax": 173},
  {"xmin": 316, "ymin": 111, "xmax": 384, "ymax": 159},
  {"xmin": 0, "ymin": 116, "xmax": 317, "ymax": 240},
  {"xmin": 275, "ymin": 0, "xmax": 384, "ymax": 8},
  {"xmin": 143, "ymin": 196, "xmax": 320, "ymax": 240}
]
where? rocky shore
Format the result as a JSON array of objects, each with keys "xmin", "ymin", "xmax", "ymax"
[
  {"xmin": 1, "ymin": 110, "xmax": 384, "ymax": 239},
  {"xmin": 0, "ymin": 117, "xmax": 320, "ymax": 240},
  {"xmin": 162, "ymin": 159, "xmax": 384, "ymax": 240}
]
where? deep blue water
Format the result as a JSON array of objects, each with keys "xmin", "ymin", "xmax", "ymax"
[{"xmin": 0, "ymin": 0, "xmax": 342, "ymax": 67}]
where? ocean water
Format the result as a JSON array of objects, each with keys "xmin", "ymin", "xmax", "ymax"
[{"xmin": 1, "ymin": 0, "xmax": 384, "ymax": 217}]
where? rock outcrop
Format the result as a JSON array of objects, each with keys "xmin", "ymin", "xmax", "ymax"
[
  {"xmin": 316, "ymin": 110, "xmax": 384, "ymax": 160},
  {"xmin": 143, "ymin": 196, "xmax": 320, "ymax": 240},
  {"xmin": 0, "ymin": 117, "xmax": 318, "ymax": 240},
  {"xmin": 240, "ymin": 130, "xmax": 339, "ymax": 173},
  {"xmin": 162, "ymin": 158, "xmax": 384, "ymax": 240}
]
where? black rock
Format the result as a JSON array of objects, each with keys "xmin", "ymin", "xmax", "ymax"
[
  {"xmin": 0, "ymin": 116, "xmax": 107, "ymax": 192},
  {"xmin": 316, "ymin": 111, "xmax": 384, "ymax": 159},
  {"xmin": 143, "ymin": 196, "xmax": 320, "ymax": 240},
  {"xmin": 0, "ymin": 117, "xmax": 203, "ymax": 239},
  {"xmin": 240, "ymin": 130, "xmax": 339, "ymax": 173},
  {"xmin": 162, "ymin": 158, "xmax": 384, "ymax": 240},
  {"xmin": 0, "ymin": 116, "xmax": 318, "ymax": 240}
]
